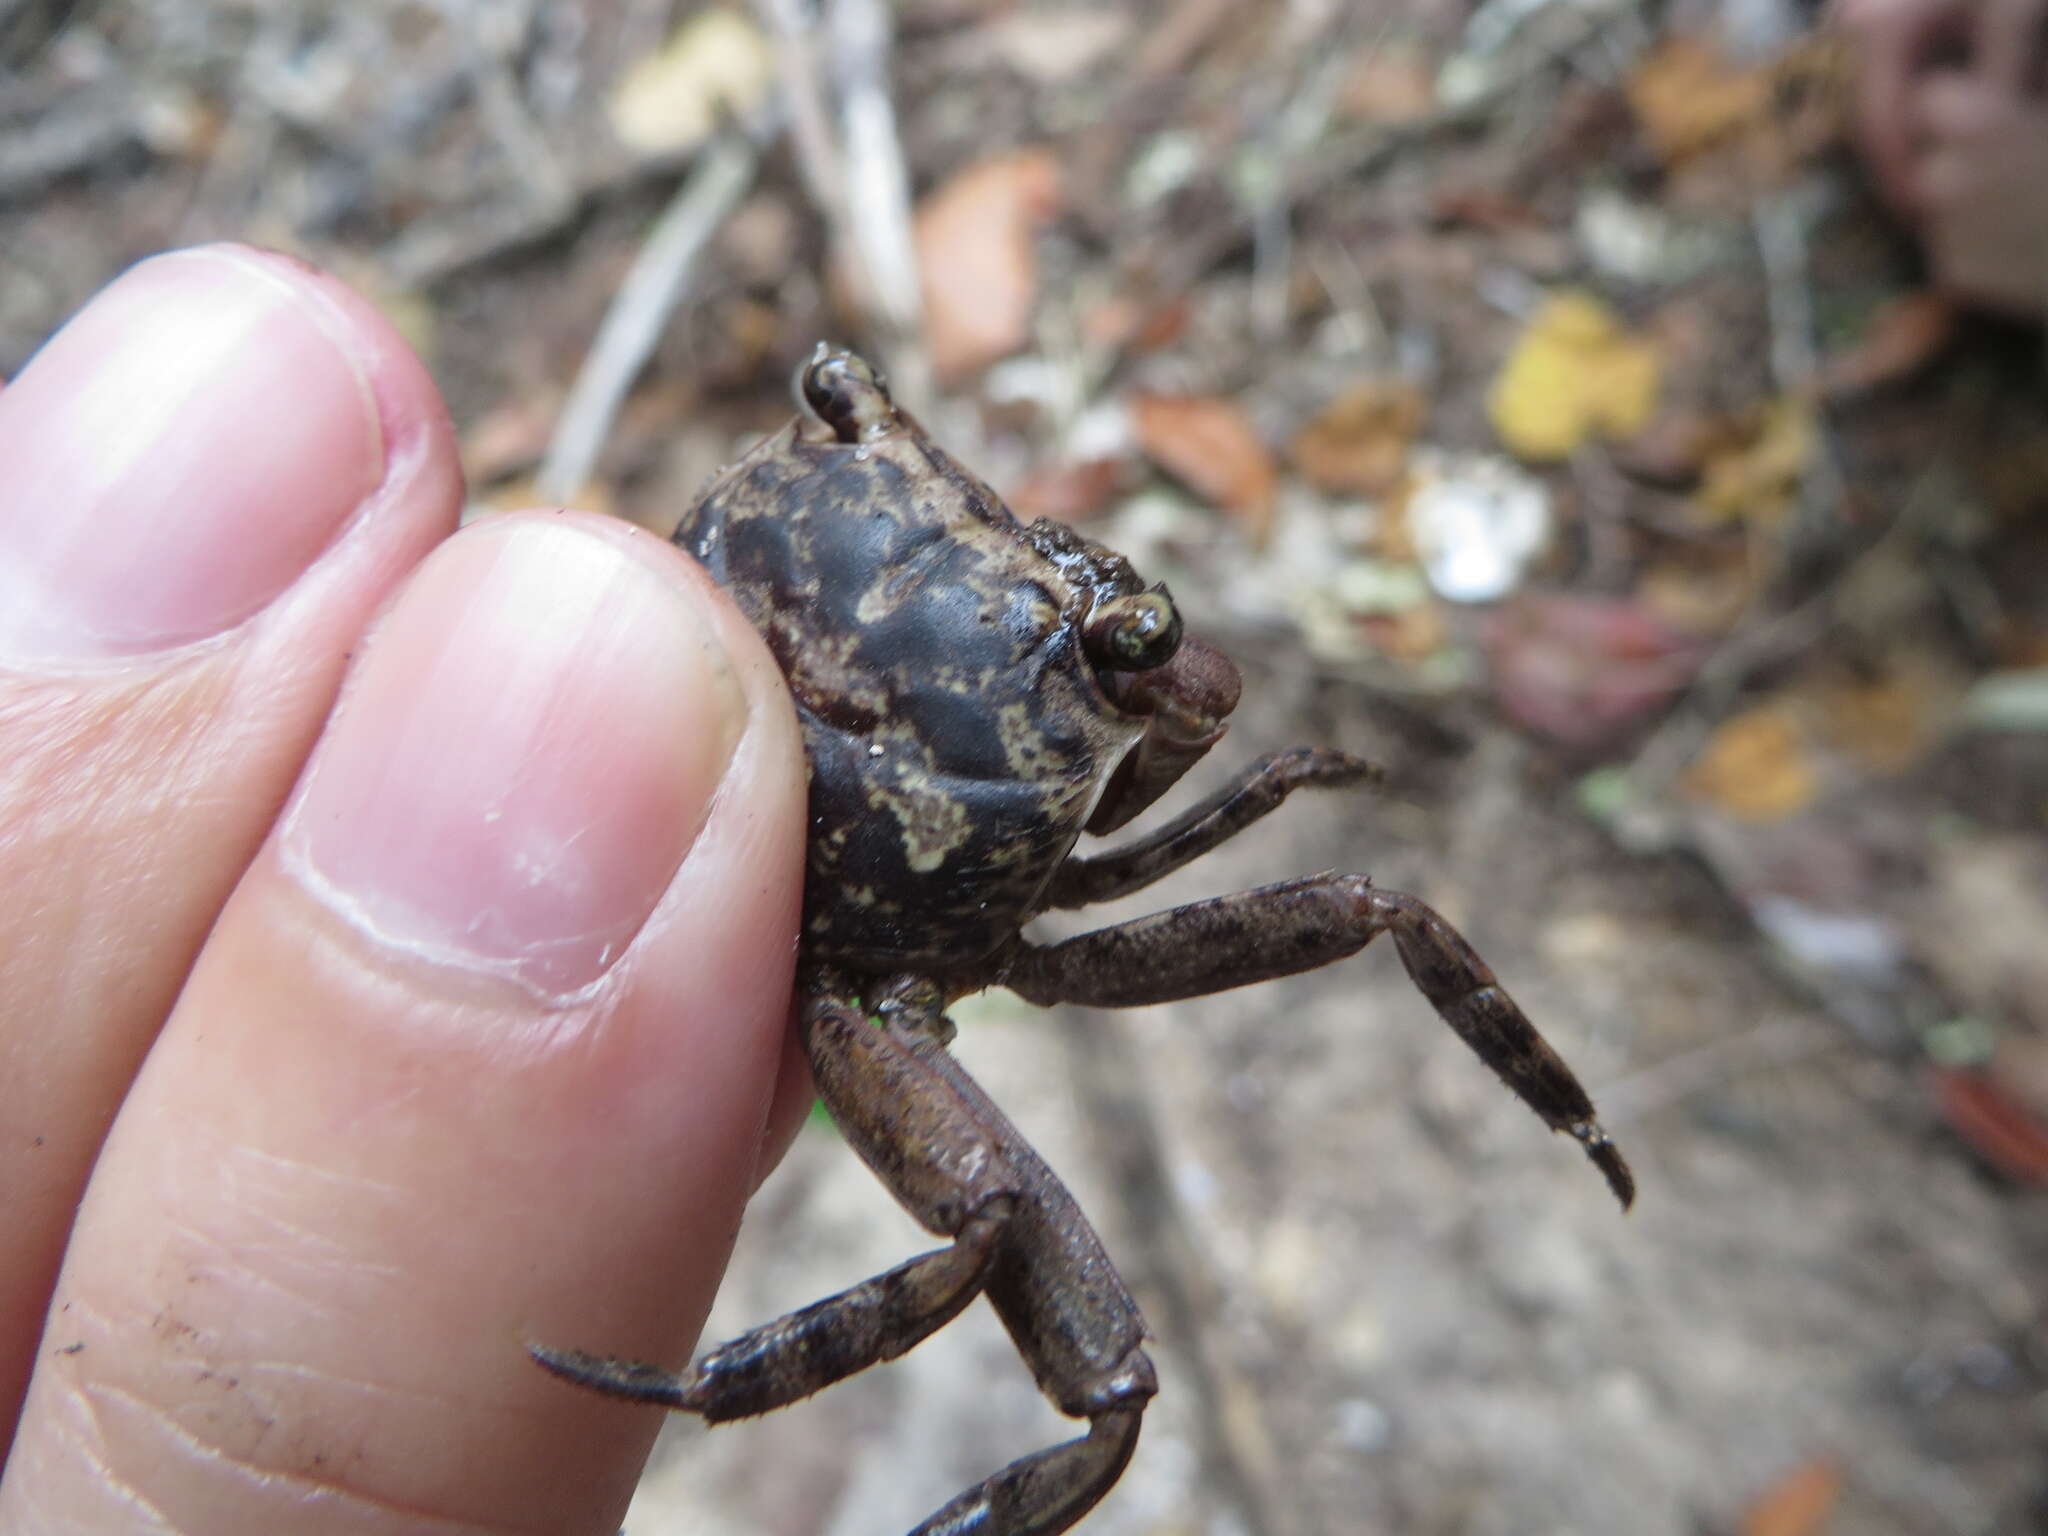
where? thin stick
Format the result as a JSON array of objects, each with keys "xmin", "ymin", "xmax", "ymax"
[
  {"xmin": 826, "ymin": 0, "xmax": 927, "ymax": 403},
  {"xmin": 537, "ymin": 130, "xmax": 761, "ymax": 506}
]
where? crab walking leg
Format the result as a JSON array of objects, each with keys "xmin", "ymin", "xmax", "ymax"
[
  {"xmin": 1002, "ymin": 875, "xmax": 1636, "ymax": 1210},
  {"xmin": 533, "ymin": 994, "xmax": 1026, "ymax": 1419},
  {"xmin": 895, "ymin": 1005, "xmax": 1160, "ymax": 1536},
  {"xmin": 530, "ymin": 1207, "xmax": 1010, "ymax": 1418},
  {"xmin": 910, "ymin": 1406, "xmax": 1147, "ymax": 1536},
  {"xmin": 1043, "ymin": 748, "xmax": 1384, "ymax": 909}
]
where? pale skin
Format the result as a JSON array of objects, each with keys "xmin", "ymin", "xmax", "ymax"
[
  {"xmin": 0, "ymin": 246, "xmax": 812, "ymax": 1532},
  {"xmin": 1840, "ymin": 0, "xmax": 2048, "ymax": 319}
]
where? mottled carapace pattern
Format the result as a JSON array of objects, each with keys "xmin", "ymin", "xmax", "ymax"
[{"xmin": 677, "ymin": 411, "xmax": 1153, "ymax": 967}]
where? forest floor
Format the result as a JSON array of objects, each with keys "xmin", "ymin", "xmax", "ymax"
[{"xmin": 4, "ymin": 1, "xmax": 2045, "ymax": 1532}]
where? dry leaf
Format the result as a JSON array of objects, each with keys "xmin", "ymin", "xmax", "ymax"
[
  {"xmin": 1816, "ymin": 662, "xmax": 1948, "ymax": 773},
  {"xmin": 1638, "ymin": 545, "xmax": 1762, "ymax": 634},
  {"xmin": 1930, "ymin": 1067, "xmax": 2048, "ymax": 1184},
  {"xmin": 1339, "ymin": 44, "xmax": 1437, "ymax": 124},
  {"xmin": 609, "ymin": 9, "xmax": 774, "ymax": 157},
  {"xmin": 915, "ymin": 149, "xmax": 1063, "ymax": 381},
  {"xmin": 1488, "ymin": 292, "xmax": 1661, "ymax": 462},
  {"xmin": 1290, "ymin": 380, "xmax": 1427, "ymax": 496},
  {"xmin": 1628, "ymin": 36, "xmax": 1773, "ymax": 167},
  {"xmin": 1008, "ymin": 459, "xmax": 1127, "ymax": 524},
  {"xmin": 1482, "ymin": 595, "xmax": 1707, "ymax": 749},
  {"xmin": 1740, "ymin": 1457, "xmax": 1843, "ymax": 1536},
  {"xmin": 1131, "ymin": 392, "xmax": 1278, "ymax": 540},
  {"xmin": 1695, "ymin": 397, "xmax": 1814, "ymax": 527},
  {"xmin": 1682, "ymin": 705, "xmax": 1817, "ymax": 821}
]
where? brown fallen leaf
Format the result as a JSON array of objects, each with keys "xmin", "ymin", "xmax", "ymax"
[
  {"xmin": 1482, "ymin": 595, "xmax": 1708, "ymax": 750},
  {"xmin": 1930, "ymin": 1066, "xmax": 2048, "ymax": 1184},
  {"xmin": 1740, "ymin": 1457, "xmax": 1843, "ymax": 1536},
  {"xmin": 1815, "ymin": 660, "xmax": 1949, "ymax": 773},
  {"xmin": 1131, "ymin": 392, "xmax": 1278, "ymax": 541},
  {"xmin": 915, "ymin": 149, "xmax": 1063, "ymax": 381},
  {"xmin": 1290, "ymin": 380, "xmax": 1427, "ymax": 497},
  {"xmin": 1637, "ymin": 544, "xmax": 1764, "ymax": 634},
  {"xmin": 1682, "ymin": 704, "xmax": 1818, "ymax": 821},
  {"xmin": 1007, "ymin": 458, "xmax": 1128, "ymax": 525},
  {"xmin": 1338, "ymin": 43, "xmax": 1437, "ymax": 124},
  {"xmin": 1628, "ymin": 35, "xmax": 1773, "ymax": 167}
]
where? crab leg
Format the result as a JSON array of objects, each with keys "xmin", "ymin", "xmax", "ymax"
[
  {"xmin": 530, "ymin": 1204, "xmax": 1010, "ymax": 1419},
  {"xmin": 1044, "ymin": 748, "xmax": 1383, "ymax": 909},
  {"xmin": 908, "ymin": 1405, "xmax": 1147, "ymax": 1536},
  {"xmin": 533, "ymin": 994, "xmax": 1025, "ymax": 1418},
  {"xmin": 535, "ymin": 985, "xmax": 1159, "ymax": 1535},
  {"xmin": 1001, "ymin": 875, "xmax": 1635, "ymax": 1209}
]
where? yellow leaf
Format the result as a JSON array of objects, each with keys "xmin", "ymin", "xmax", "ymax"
[
  {"xmin": 609, "ymin": 9, "xmax": 773, "ymax": 157},
  {"xmin": 1487, "ymin": 291, "xmax": 1661, "ymax": 462},
  {"xmin": 1695, "ymin": 396, "xmax": 1814, "ymax": 527}
]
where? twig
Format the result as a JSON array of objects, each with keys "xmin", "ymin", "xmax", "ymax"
[
  {"xmin": 1595, "ymin": 1015, "xmax": 1840, "ymax": 1123},
  {"xmin": 536, "ymin": 129, "xmax": 762, "ymax": 505},
  {"xmin": 1754, "ymin": 183, "xmax": 1851, "ymax": 548},
  {"xmin": 752, "ymin": 0, "xmax": 849, "ymax": 233},
  {"xmin": 1137, "ymin": 0, "xmax": 1652, "ymax": 301},
  {"xmin": 825, "ymin": 0, "xmax": 926, "ymax": 404}
]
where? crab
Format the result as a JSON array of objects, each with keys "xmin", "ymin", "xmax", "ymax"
[{"xmin": 532, "ymin": 347, "xmax": 1634, "ymax": 1536}]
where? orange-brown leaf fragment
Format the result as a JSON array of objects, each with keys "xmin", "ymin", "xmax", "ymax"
[
  {"xmin": 1681, "ymin": 704, "xmax": 1817, "ymax": 821},
  {"xmin": 1290, "ymin": 380, "xmax": 1427, "ymax": 496},
  {"xmin": 1740, "ymin": 1457, "xmax": 1843, "ymax": 1536},
  {"xmin": 1629, "ymin": 35, "xmax": 1773, "ymax": 166},
  {"xmin": 1930, "ymin": 1067, "xmax": 2048, "ymax": 1184},
  {"xmin": 1007, "ymin": 458, "xmax": 1127, "ymax": 525},
  {"xmin": 1131, "ymin": 392, "xmax": 1278, "ymax": 540},
  {"xmin": 1694, "ymin": 397, "xmax": 1814, "ymax": 528},
  {"xmin": 915, "ymin": 149, "xmax": 1063, "ymax": 381}
]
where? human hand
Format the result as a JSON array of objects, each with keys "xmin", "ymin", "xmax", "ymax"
[
  {"xmin": 0, "ymin": 246, "xmax": 811, "ymax": 1530},
  {"xmin": 1839, "ymin": 0, "xmax": 2048, "ymax": 319}
]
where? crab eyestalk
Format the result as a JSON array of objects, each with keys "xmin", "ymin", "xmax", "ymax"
[{"xmin": 795, "ymin": 344, "xmax": 899, "ymax": 444}]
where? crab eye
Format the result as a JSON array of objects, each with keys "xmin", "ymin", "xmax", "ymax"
[
  {"xmin": 1083, "ymin": 589, "xmax": 1183, "ymax": 672},
  {"xmin": 797, "ymin": 347, "xmax": 894, "ymax": 443}
]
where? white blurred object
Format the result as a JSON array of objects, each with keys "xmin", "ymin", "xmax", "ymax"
[{"xmin": 1406, "ymin": 451, "xmax": 1553, "ymax": 602}]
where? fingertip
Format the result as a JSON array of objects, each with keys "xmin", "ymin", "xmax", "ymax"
[{"xmin": 1, "ymin": 512, "xmax": 808, "ymax": 1533}]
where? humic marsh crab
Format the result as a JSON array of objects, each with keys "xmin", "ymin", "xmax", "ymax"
[{"xmin": 532, "ymin": 347, "xmax": 1634, "ymax": 1536}]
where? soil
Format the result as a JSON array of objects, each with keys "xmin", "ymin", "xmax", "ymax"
[{"xmin": 3, "ymin": 2, "xmax": 2044, "ymax": 1532}]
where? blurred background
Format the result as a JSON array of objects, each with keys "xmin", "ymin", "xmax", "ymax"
[{"xmin": 4, "ymin": 1, "xmax": 2045, "ymax": 1531}]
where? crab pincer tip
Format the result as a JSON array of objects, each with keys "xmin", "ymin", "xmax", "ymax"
[
  {"xmin": 1578, "ymin": 1127, "xmax": 1636, "ymax": 1212},
  {"xmin": 1565, "ymin": 1119, "xmax": 1634, "ymax": 1210}
]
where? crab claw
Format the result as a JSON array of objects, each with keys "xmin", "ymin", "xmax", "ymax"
[{"xmin": 1088, "ymin": 637, "xmax": 1242, "ymax": 834}]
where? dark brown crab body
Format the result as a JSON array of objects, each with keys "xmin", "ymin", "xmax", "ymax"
[
  {"xmin": 535, "ymin": 348, "xmax": 1634, "ymax": 1536},
  {"xmin": 673, "ymin": 359, "xmax": 1162, "ymax": 967}
]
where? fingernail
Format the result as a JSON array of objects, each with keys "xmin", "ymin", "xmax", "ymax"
[
  {"xmin": 284, "ymin": 519, "xmax": 747, "ymax": 996},
  {"xmin": 0, "ymin": 247, "xmax": 382, "ymax": 662}
]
